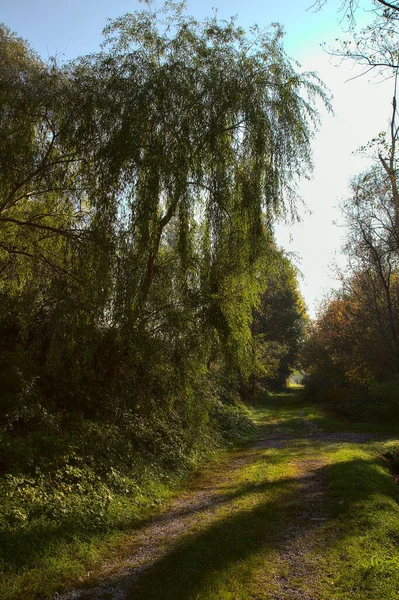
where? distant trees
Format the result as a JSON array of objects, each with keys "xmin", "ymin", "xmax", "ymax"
[
  {"xmin": 302, "ymin": 131, "xmax": 399, "ymax": 410},
  {"xmin": 303, "ymin": 276, "xmax": 399, "ymax": 389},
  {"xmin": 252, "ymin": 246, "xmax": 307, "ymax": 389},
  {"xmin": 302, "ymin": 0, "xmax": 399, "ymax": 415}
]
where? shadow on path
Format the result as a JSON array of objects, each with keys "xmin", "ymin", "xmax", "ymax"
[{"xmin": 55, "ymin": 393, "xmax": 399, "ymax": 600}]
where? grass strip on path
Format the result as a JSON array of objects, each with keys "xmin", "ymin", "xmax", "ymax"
[{"xmin": 5, "ymin": 389, "xmax": 399, "ymax": 599}]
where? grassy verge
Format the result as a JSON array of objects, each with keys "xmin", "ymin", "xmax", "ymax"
[
  {"xmin": 287, "ymin": 395, "xmax": 399, "ymax": 599},
  {"xmin": 316, "ymin": 432, "xmax": 399, "ymax": 598},
  {"xmin": 124, "ymin": 390, "xmax": 399, "ymax": 599},
  {"xmin": 3, "ymin": 389, "xmax": 399, "ymax": 599},
  {"xmin": 0, "ymin": 402, "xmax": 255, "ymax": 600}
]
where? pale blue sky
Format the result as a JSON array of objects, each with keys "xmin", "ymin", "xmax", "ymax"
[
  {"xmin": 1, "ymin": 0, "xmax": 389, "ymax": 316},
  {"xmin": 1, "ymin": 0, "xmax": 349, "ymax": 61}
]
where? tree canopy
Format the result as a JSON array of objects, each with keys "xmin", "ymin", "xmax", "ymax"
[
  {"xmin": 0, "ymin": 7, "xmax": 321, "ymax": 559},
  {"xmin": 0, "ymin": 3, "xmax": 324, "ymax": 422}
]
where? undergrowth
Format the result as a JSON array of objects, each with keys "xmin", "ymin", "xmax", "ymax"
[
  {"xmin": 304, "ymin": 375, "xmax": 399, "ymax": 424},
  {"xmin": 0, "ymin": 393, "xmax": 254, "ymax": 600}
]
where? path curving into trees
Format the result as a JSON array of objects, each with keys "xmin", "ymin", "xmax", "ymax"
[{"xmin": 55, "ymin": 390, "xmax": 397, "ymax": 600}]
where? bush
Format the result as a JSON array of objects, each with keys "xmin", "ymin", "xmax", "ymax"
[
  {"xmin": 352, "ymin": 377, "xmax": 399, "ymax": 421},
  {"xmin": 304, "ymin": 373, "xmax": 399, "ymax": 422}
]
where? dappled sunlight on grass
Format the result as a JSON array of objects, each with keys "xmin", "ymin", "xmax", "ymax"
[
  {"xmin": 4, "ymin": 389, "xmax": 399, "ymax": 599},
  {"xmin": 121, "ymin": 390, "xmax": 399, "ymax": 600}
]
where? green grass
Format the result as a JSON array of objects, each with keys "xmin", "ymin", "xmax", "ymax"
[
  {"xmin": 2, "ymin": 390, "xmax": 399, "ymax": 599},
  {"xmin": 0, "ymin": 402, "xmax": 255, "ymax": 600},
  {"xmin": 318, "ymin": 441, "xmax": 399, "ymax": 598},
  {"xmin": 127, "ymin": 402, "xmax": 305, "ymax": 599},
  {"xmin": 0, "ymin": 476, "xmax": 178, "ymax": 600},
  {"xmin": 123, "ymin": 390, "xmax": 399, "ymax": 599}
]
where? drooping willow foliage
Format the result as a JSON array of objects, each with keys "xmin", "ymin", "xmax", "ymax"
[{"xmin": 0, "ymin": 3, "xmax": 325, "ymax": 442}]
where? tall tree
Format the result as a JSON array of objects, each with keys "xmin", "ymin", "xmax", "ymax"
[
  {"xmin": 0, "ymin": 2, "xmax": 328, "ymax": 422},
  {"xmin": 341, "ymin": 165, "xmax": 399, "ymax": 371},
  {"xmin": 64, "ymin": 2, "xmax": 329, "ymax": 371},
  {"xmin": 0, "ymin": 25, "xmax": 92, "ymax": 283},
  {"xmin": 252, "ymin": 246, "xmax": 307, "ymax": 388}
]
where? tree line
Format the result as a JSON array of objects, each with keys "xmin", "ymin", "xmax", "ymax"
[
  {"xmin": 304, "ymin": 0, "xmax": 399, "ymax": 419},
  {"xmin": 0, "ymin": 3, "xmax": 322, "ymax": 486}
]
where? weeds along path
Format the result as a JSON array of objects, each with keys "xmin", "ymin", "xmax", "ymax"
[{"xmin": 56, "ymin": 391, "xmax": 397, "ymax": 600}]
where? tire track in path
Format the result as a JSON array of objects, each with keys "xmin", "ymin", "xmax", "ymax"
[{"xmin": 55, "ymin": 403, "xmax": 370, "ymax": 600}]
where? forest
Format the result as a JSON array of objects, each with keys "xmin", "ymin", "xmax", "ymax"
[{"xmin": 2, "ymin": 1, "xmax": 399, "ymax": 599}]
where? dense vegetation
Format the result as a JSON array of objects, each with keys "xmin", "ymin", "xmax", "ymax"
[
  {"xmin": 0, "ymin": 4, "xmax": 322, "ymax": 595},
  {"xmin": 4, "ymin": 1, "xmax": 399, "ymax": 598}
]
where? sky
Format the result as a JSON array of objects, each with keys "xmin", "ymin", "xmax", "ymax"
[{"xmin": 1, "ymin": 0, "xmax": 394, "ymax": 317}]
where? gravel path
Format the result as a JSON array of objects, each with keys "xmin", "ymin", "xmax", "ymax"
[
  {"xmin": 55, "ymin": 413, "xmax": 372, "ymax": 600},
  {"xmin": 270, "ymin": 416, "xmax": 371, "ymax": 600},
  {"xmin": 55, "ymin": 445, "xmax": 266, "ymax": 600}
]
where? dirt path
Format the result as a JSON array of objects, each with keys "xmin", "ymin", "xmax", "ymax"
[
  {"xmin": 56, "ymin": 443, "xmax": 270, "ymax": 600},
  {"xmin": 55, "ymin": 404, "xmax": 372, "ymax": 600},
  {"xmin": 270, "ymin": 417, "xmax": 370, "ymax": 600}
]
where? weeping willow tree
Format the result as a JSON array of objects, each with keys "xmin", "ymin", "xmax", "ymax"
[
  {"xmin": 1, "ymin": 2, "xmax": 328, "ymax": 431},
  {"xmin": 63, "ymin": 3, "xmax": 327, "ymax": 378}
]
